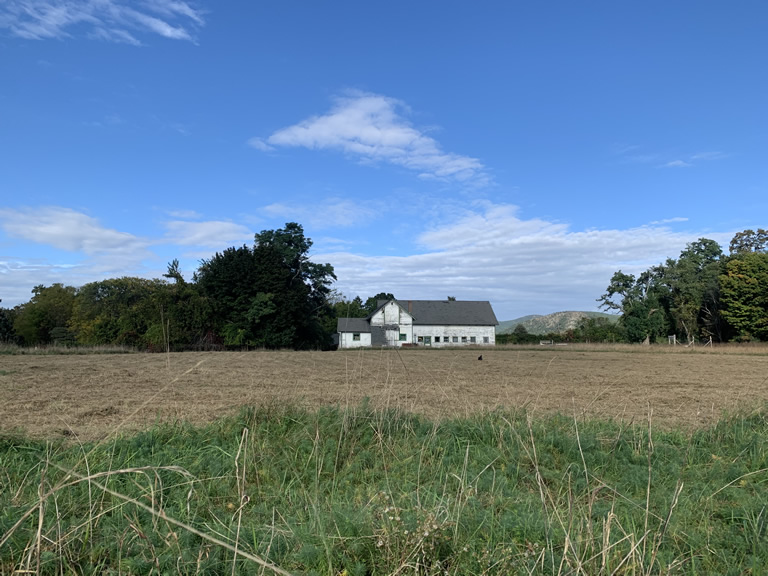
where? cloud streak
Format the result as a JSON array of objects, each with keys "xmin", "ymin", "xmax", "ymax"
[
  {"xmin": 262, "ymin": 198, "xmax": 378, "ymax": 229},
  {"xmin": 0, "ymin": 0, "xmax": 205, "ymax": 44},
  {"xmin": 249, "ymin": 92, "xmax": 490, "ymax": 186},
  {"xmin": 317, "ymin": 203, "xmax": 735, "ymax": 319},
  {"xmin": 0, "ymin": 203, "xmax": 738, "ymax": 319},
  {"xmin": 0, "ymin": 207, "xmax": 257, "ymax": 305},
  {"xmin": 661, "ymin": 152, "xmax": 727, "ymax": 168},
  {"xmin": 663, "ymin": 160, "xmax": 692, "ymax": 168},
  {"xmin": 0, "ymin": 206, "xmax": 151, "ymax": 257},
  {"xmin": 0, "ymin": 207, "xmax": 158, "ymax": 302},
  {"xmin": 163, "ymin": 219, "xmax": 253, "ymax": 248},
  {"xmin": 614, "ymin": 144, "xmax": 728, "ymax": 169}
]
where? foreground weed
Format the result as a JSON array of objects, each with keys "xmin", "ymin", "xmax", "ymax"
[{"xmin": 2, "ymin": 405, "xmax": 768, "ymax": 574}]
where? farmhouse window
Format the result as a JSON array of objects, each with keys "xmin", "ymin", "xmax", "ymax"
[
  {"xmin": 418, "ymin": 336, "xmax": 424, "ymax": 343},
  {"xmin": 353, "ymin": 333, "xmax": 360, "ymax": 341},
  {"xmin": 452, "ymin": 336, "xmax": 459, "ymax": 343},
  {"xmin": 461, "ymin": 336, "xmax": 467, "ymax": 343},
  {"xmin": 399, "ymin": 333, "xmax": 406, "ymax": 341},
  {"xmin": 434, "ymin": 336, "xmax": 440, "ymax": 342},
  {"xmin": 470, "ymin": 336, "xmax": 477, "ymax": 343},
  {"xmin": 483, "ymin": 336, "xmax": 489, "ymax": 343}
]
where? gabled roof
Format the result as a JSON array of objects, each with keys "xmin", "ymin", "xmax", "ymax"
[
  {"xmin": 338, "ymin": 299, "xmax": 499, "ymax": 333},
  {"xmin": 336, "ymin": 317, "xmax": 370, "ymax": 333},
  {"xmin": 395, "ymin": 300, "xmax": 498, "ymax": 326},
  {"xmin": 370, "ymin": 299, "xmax": 411, "ymax": 320}
]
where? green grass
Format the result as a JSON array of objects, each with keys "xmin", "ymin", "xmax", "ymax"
[{"xmin": 2, "ymin": 404, "xmax": 768, "ymax": 575}]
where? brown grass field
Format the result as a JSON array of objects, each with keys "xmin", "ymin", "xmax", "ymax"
[{"xmin": 1, "ymin": 345, "xmax": 767, "ymax": 441}]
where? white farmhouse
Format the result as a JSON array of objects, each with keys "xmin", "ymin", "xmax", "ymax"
[{"xmin": 337, "ymin": 299, "xmax": 498, "ymax": 348}]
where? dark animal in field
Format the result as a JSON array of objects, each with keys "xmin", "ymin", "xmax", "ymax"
[{"xmin": 478, "ymin": 355, "xmax": 483, "ymax": 361}]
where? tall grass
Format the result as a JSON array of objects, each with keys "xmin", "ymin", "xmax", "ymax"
[
  {"xmin": 0, "ymin": 343, "xmax": 137, "ymax": 355},
  {"xmin": 2, "ymin": 403, "xmax": 768, "ymax": 574},
  {"xmin": 494, "ymin": 342, "xmax": 768, "ymax": 356}
]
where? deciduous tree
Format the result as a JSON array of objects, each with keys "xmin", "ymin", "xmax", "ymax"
[
  {"xmin": 729, "ymin": 228, "xmax": 768, "ymax": 255},
  {"xmin": 598, "ymin": 268, "xmax": 671, "ymax": 343},
  {"xmin": 664, "ymin": 238, "xmax": 724, "ymax": 342},
  {"xmin": 13, "ymin": 284, "xmax": 76, "ymax": 345},
  {"xmin": 70, "ymin": 278, "xmax": 163, "ymax": 346},
  {"xmin": 719, "ymin": 252, "xmax": 768, "ymax": 341}
]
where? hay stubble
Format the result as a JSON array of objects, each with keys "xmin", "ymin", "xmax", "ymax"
[{"xmin": 1, "ymin": 346, "xmax": 766, "ymax": 441}]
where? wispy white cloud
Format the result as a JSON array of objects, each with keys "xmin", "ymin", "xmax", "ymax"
[
  {"xmin": 649, "ymin": 217, "xmax": 688, "ymax": 225},
  {"xmin": 0, "ymin": 203, "xmax": 738, "ymax": 319},
  {"xmin": 663, "ymin": 160, "xmax": 692, "ymax": 168},
  {"xmin": 662, "ymin": 152, "xmax": 728, "ymax": 168},
  {"xmin": 0, "ymin": 206, "xmax": 151, "ymax": 257},
  {"xmin": 0, "ymin": 207, "xmax": 158, "ymax": 302},
  {"xmin": 89, "ymin": 25, "xmax": 141, "ymax": 46},
  {"xmin": 612, "ymin": 143, "xmax": 658, "ymax": 165},
  {"xmin": 0, "ymin": 0, "xmax": 205, "ymax": 44},
  {"xmin": 170, "ymin": 123, "xmax": 191, "ymax": 136},
  {"xmin": 317, "ymin": 202, "xmax": 735, "ymax": 319},
  {"xmin": 262, "ymin": 198, "xmax": 379, "ymax": 229},
  {"xmin": 0, "ymin": 257, "xmax": 81, "ymax": 305},
  {"xmin": 690, "ymin": 151, "xmax": 728, "ymax": 161},
  {"xmin": 148, "ymin": 0, "xmax": 204, "ymax": 25},
  {"xmin": 83, "ymin": 113, "xmax": 125, "ymax": 128},
  {"xmin": 246, "ymin": 137, "xmax": 274, "ymax": 152},
  {"xmin": 163, "ymin": 220, "xmax": 253, "ymax": 248},
  {"xmin": 0, "ymin": 207, "xmax": 255, "ymax": 305},
  {"xmin": 250, "ymin": 91, "xmax": 491, "ymax": 186},
  {"xmin": 615, "ymin": 145, "xmax": 728, "ymax": 169},
  {"xmin": 167, "ymin": 209, "xmax": 203, "ymax": 220},
  {"xmin": 624, "ymin": 154, "xmax": 659, "ymax": 164},
  {"xmin": 313, "ymin": 236, "xmax": 360, "ymax": 251}
]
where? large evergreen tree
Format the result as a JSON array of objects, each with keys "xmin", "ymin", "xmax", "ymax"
[{"xmin": 0, "ymin": 300, "xmax": 17, "ymax": 343}]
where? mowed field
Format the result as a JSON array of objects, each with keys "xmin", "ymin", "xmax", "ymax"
[{"xmin": 2, "ymin": 345, "xmax": 767, "ymax": 441}]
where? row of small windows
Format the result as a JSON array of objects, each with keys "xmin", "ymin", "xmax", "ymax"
[
  {"xmin": 416, "ymin": 335, "xmax": 490, "ymax": 344},
  {"xmin": 351, "ymin": 333, "xmax": 490, "ymax": 344}
]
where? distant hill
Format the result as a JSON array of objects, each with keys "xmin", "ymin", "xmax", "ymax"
[{"xmin": 496, "ymin": 311, "xmax": 618, "ymax": 335}]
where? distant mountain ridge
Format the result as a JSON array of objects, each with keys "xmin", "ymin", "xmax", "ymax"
[{"xmin": 496, "ymin": 311, "xmax": 618, "ymax": 335}]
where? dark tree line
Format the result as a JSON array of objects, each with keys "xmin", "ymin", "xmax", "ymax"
[
  {"xmin": 5, "ymin": 225, "xmax": 766, "ymax": 348},
  {"xmin": 2, "ymin": 224, "xmax": 342, "ymax": 350},
  {"xmin": 598, "ymin": 229, "xmax": 768, "ymax": 343},
  {"xmin": 1, "ymin": 223, "xmax": 403, "ymax": 351}
]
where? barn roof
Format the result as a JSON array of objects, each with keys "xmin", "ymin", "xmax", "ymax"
[
  {"xmin": 337, "ymin": 300, "xmax": 499, "ymax": 333},
  {"xmin": 394, "ymin": 300, "xmax": 498, "ymax": 326}
]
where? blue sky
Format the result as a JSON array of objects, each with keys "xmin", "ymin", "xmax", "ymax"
[{"xmin": 1, "ymin": 1, "xmax": 766, "ymax": 320}]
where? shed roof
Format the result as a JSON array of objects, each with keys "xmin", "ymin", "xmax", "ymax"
[{"xmin": 336, "ymin": 317, "xmax": 371, "ymax": 333}]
